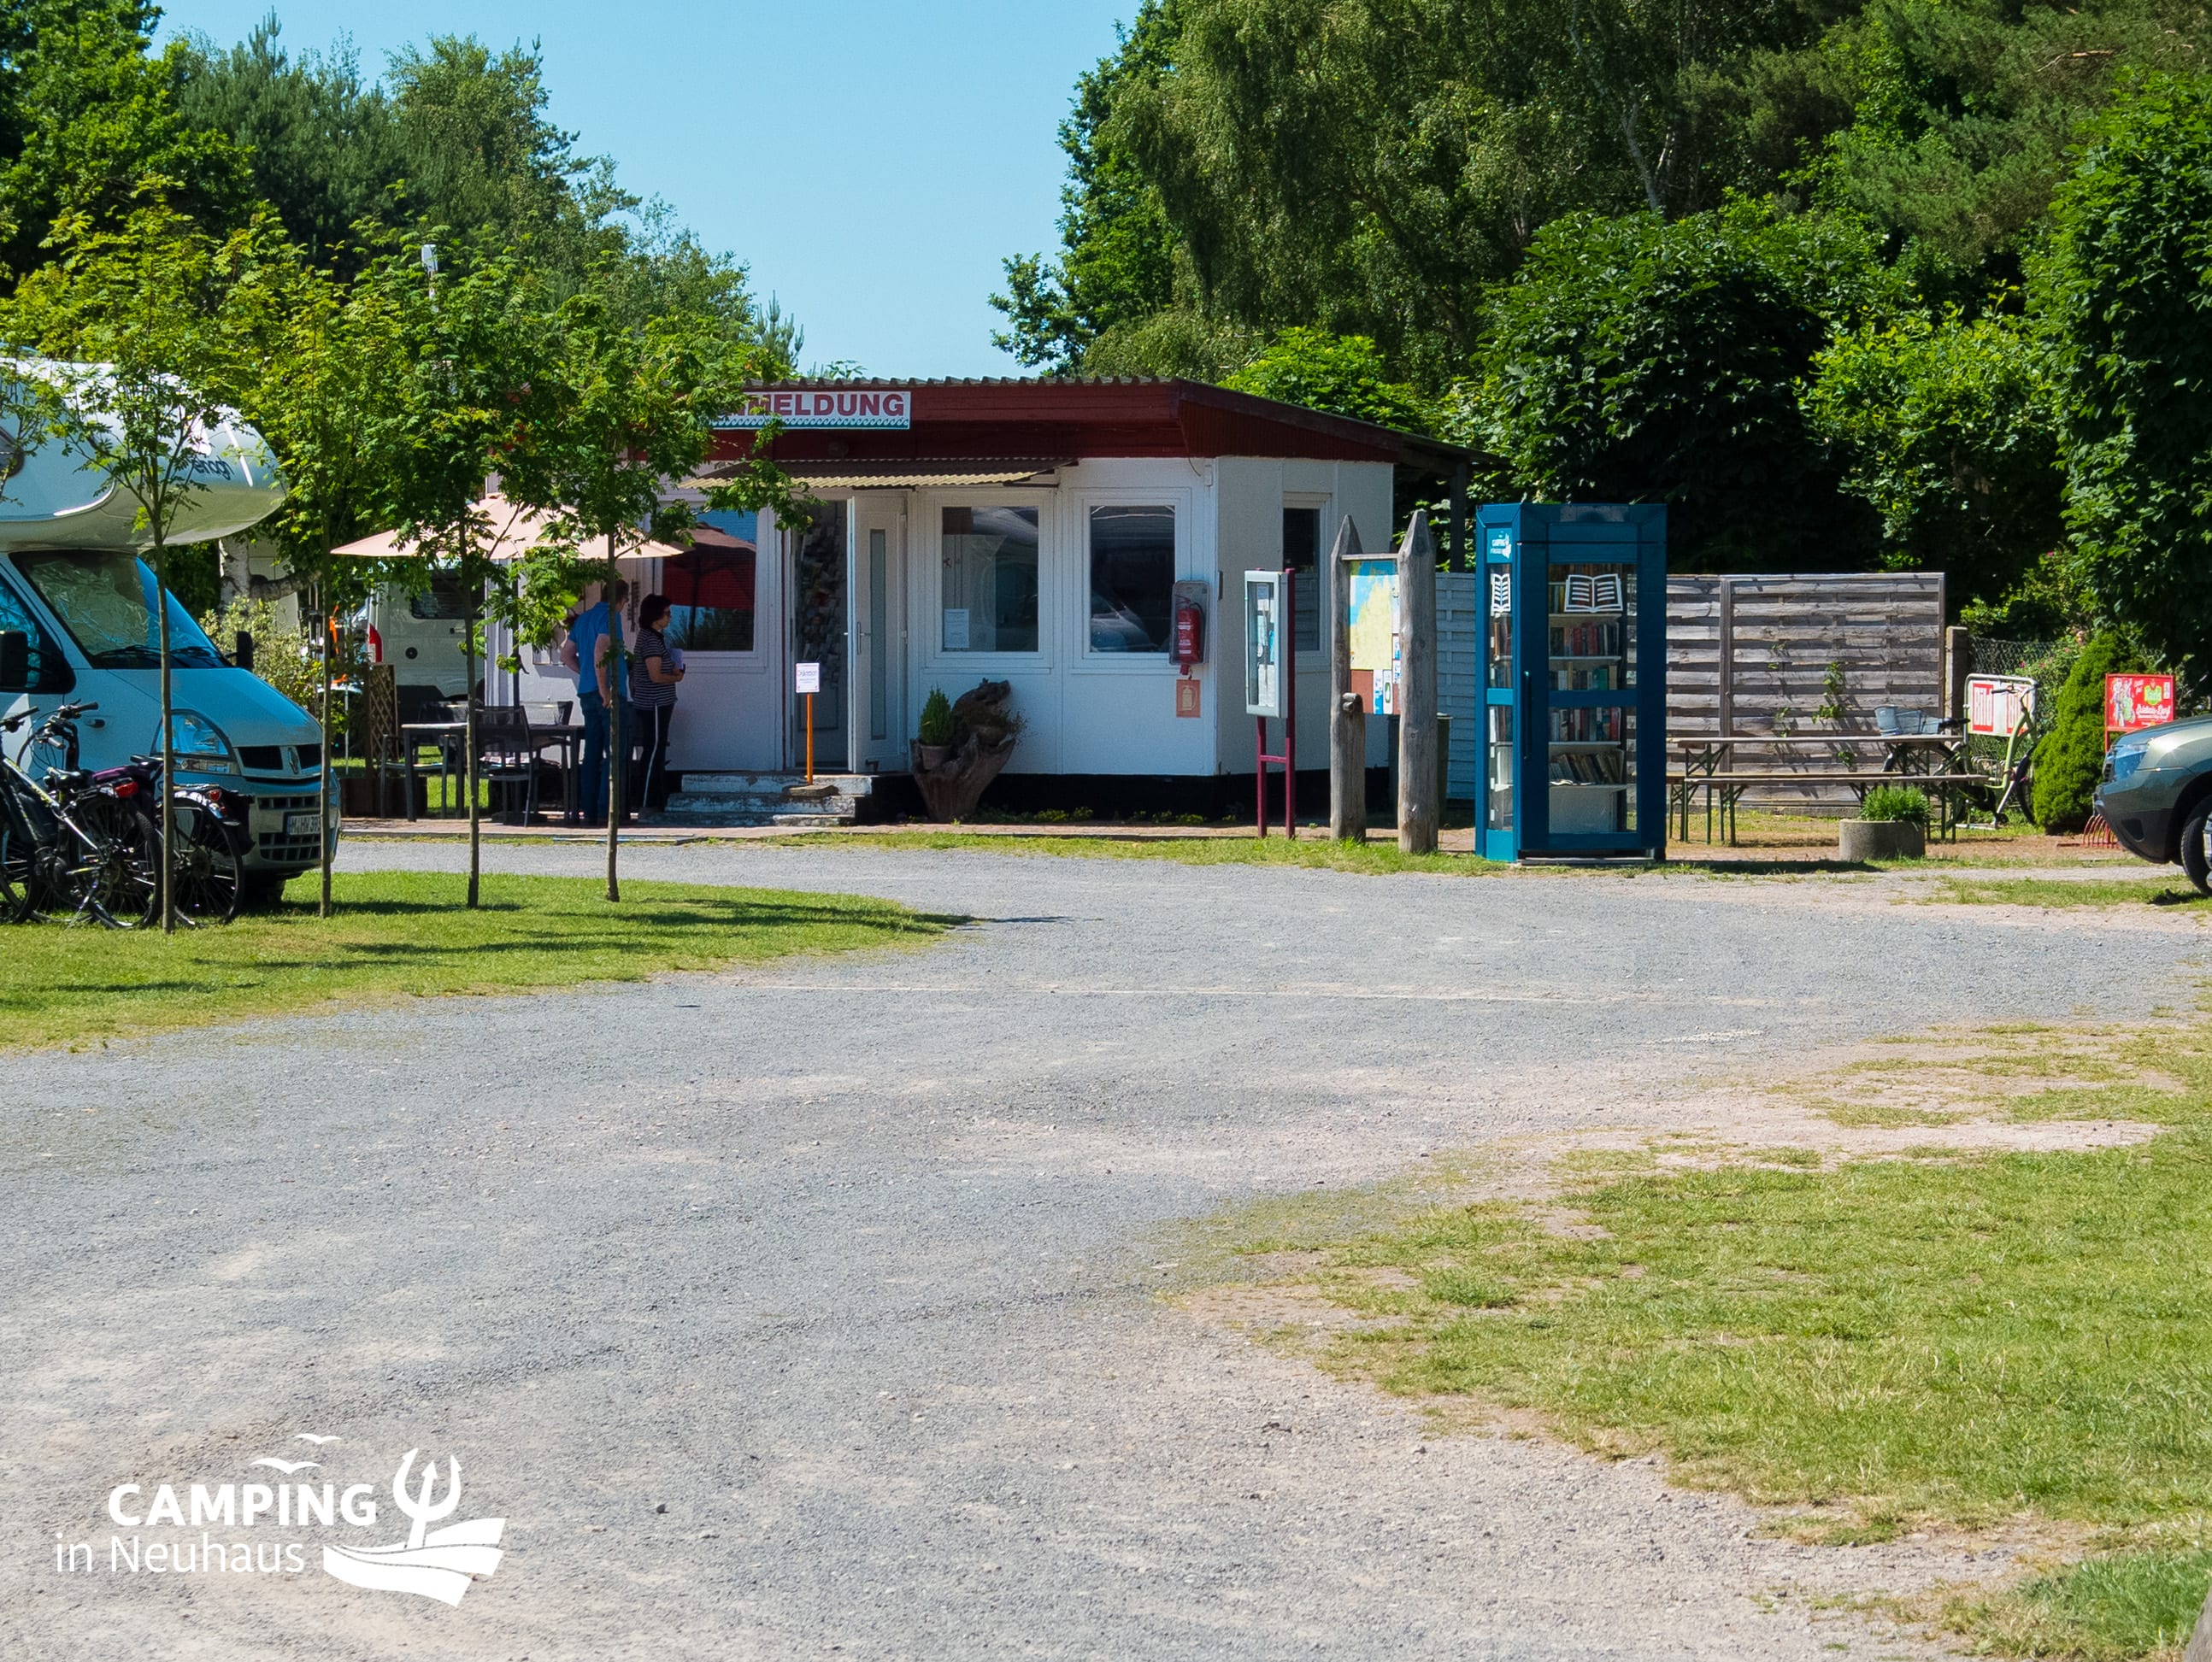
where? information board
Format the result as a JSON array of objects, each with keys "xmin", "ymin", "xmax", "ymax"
[
  {"xmin": 1244, "ymin": 571, "xmax": 1282, "ymax": 719},
  {"xmin": 1344, "ymin": 558, "xmax": 1399, "ymax": 714},
  {"xmin": 2107, "ymin": 673, "xmax": 2174, "ymax": 734},
  {"xmin": 1967, "ymin": 674, "xmax": 2035, "ymax": 738},
  {"xmin": 794, "ymin": 661, "xmax": 821, "ymax": 695}
]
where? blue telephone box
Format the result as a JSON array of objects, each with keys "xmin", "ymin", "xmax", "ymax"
[{"xmin": 1475, "ymin": 503, "xmax": 1667, "ymax": 861}]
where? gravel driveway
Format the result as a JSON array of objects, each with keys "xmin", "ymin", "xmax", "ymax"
[{"xmin": 3, "ymin": 843, "xmax": 2200, "ymax": 1660}]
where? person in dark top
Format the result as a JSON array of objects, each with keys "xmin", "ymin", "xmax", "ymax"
[{"xmin": 629, "ymin": 593, "xmax": 684, "ymax": 813}]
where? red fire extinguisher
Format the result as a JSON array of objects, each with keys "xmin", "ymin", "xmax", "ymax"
[{"xmin": 1173, "ymin": 592, "xmax": 1205, "ymax": 668}]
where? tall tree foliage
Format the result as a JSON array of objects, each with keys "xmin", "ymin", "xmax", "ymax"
[{"xmin": 2035, "ymin": 71, "xmax": 2212, "ymax": 678}]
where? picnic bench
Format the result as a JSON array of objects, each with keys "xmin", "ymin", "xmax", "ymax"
[{"xmin": 1668, "ymin": 732, "xmax": 1983, "ymax": 845}]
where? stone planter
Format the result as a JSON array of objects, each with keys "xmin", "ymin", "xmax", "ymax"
[{"xmin": 1838, "ymin": 818, "xmax": 1925, "ymax": 860}]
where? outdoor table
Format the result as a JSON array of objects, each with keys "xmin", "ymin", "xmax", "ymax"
[
  {"xmin": 1670, "ymin": 733, "xmax": 1978, "ymax": 845},
  {"xmin": 398, "ymin": 720, "xmax": 468, "ymax": 822}
]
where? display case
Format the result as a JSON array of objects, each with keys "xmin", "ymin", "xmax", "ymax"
[{"xmin": 1474, "ymin": 502, "xmax": 1666, "ymax": 860}]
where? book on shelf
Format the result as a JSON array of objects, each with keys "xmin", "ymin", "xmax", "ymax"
[
  {"xmin": 1547, "ymin": 747, "xmax": 1627, "ymax": 784},
  {"xmin": 1547, "ymin": 621, "xmax": 1623, "ymax": 657}
]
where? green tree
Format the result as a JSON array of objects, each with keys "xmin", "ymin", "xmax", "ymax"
[
  {"xmin": 1, "ymin": 197, "xmax": 274, "ymax": 931},
  {"xmin": 1454, "ymin": 203, "xmax": 1887, "ymax": 568},
  {"xmin": 1223, "ymin": 327, "xmax": 1433, "ymax": 431},
  {"xmin": 2031, "ymin": 630, "xmax": 2147, "ymax": 831},
  {"xmin": 0, "ymin": 1, "xmax": 252, "ymax": 282},
  {"xmin": 504, "ymin": 275, "xmax": 799, "ymax": 901},
  {"xmin": 2035, "ymin": 72, "xmax": 2212, "ymax": 678},
  {"xmin": 1805, "ymin": 309, "xmax": 2062, "ymax": 607},
  {"xmin": 230, "ymin": 236, "xmax": 418, "ymax": 913}
]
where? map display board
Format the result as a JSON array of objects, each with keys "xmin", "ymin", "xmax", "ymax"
[
  {"xmin": 1244, "ymin": 571, "xmax": 1283, "ymax": 719},
  {"xmin": 1345, "ymin": 559, "xmax": 1399, "ymax": 715}
]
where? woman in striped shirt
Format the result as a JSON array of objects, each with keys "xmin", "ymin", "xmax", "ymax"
[{"xmin": 630, "ymin": 593, "xmax": 684, "ymax": 813}]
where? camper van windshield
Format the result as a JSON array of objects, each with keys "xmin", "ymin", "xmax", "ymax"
[{"xmin": 12, "ymin": 550, "xmax": 224, "ymax": 669}]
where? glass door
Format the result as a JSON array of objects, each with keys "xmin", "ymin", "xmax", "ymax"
[
  {"xmin": 787, "ymin": 500, "xmax": 850, "ymax": 772},
  {"xmin": 1529, "ymin": 542, "xmax": 1642, "ymax": 851},
  {"xmin": 1478, "ymin": 524, "xmax": 1518, "ymax": 860},
  {"xmin": 850, "ymin": 496, "xmax": 907, "ymax": 773}
]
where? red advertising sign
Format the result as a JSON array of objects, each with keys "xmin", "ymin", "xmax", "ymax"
[
  {"xmin": 715, "ymin": 388, "xmax": 911, "ymax": 430},
  {"xmin": 2106, "ymin": 673, "xmax": 2175, "ymax": 735},
  {"xmin": 1967, "ymin": 674, "xmax": 2035, "ymax": 738}
]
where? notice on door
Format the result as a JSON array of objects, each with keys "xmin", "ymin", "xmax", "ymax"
[
  {"xmin": 795, "ymin": 661, "xmax": 821, "ymax": 695},
  {"xmin": 942, "ymin": 608, "xmax": 970, "ymax": 650}
]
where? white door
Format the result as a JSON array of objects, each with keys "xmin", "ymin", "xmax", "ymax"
[{"xmin": 850, "ymin": 496, "xmax": 909, "ymax": 772}]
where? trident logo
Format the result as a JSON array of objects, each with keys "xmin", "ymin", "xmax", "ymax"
[{"xmin": 391, "ymin": 1449, "xmax": 462, "ymax": 1550}]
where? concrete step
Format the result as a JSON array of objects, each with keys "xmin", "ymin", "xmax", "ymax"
[{"xmin": 656, "ymin": 772, "xmax": 874, "ymax": 828}]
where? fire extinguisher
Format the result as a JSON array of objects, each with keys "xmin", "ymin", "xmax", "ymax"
[{"xmin": 1173, "ymin": 593, "xmax": 1205, "ymax": 668}]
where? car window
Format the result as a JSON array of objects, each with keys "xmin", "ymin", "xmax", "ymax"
[{"xmin": 0, "ymin": 567, "xmax": 76, "ymax": 692}]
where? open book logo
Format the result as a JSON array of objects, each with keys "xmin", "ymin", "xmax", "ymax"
[{"xmin": 321, "ymin": 1449, "xmax": 505, "ymax": 1606}]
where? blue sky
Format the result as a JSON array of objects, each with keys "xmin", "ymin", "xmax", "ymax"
[{"xmin": 152, "ymin": 2, "xmax": 1136, "ymax": 377}]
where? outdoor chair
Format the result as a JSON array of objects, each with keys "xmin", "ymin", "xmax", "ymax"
[{"xmin": 475, "ymin": 705, "xmax": 539, "ymax": 824}]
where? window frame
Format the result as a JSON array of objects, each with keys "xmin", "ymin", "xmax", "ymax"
[
  {"xmin": 1281, "ymin": 494, "xmax": 1330, "ymax": 658},
  {"xmin": 919, "ymin": 488, "xmax": 1055, "ymax": 673},
  {"xmin": 1072, "ymin": 485, "xmax": 1194, "ymax": 672}
]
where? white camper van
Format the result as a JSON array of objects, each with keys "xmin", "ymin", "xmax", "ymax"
[{"xmin": 0, "ymin": 400, "xmax": 331, "ymax": 905}]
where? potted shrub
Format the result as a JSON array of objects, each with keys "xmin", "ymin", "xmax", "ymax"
[
  {"xmin": 911, "ymin": 680, "xmax": 1022, "ymax": 820},
  {"xmin": 915, "ymin": 688, "xmax": 955, "ymax": 771},
  {"xmin": 1840, "ymin": 785, "xmax": 1928, "ymax": 860}
]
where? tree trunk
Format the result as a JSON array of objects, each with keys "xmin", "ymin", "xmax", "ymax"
[
  {"xmin": 156, "ymin": 540, "xmax": 175, "ymax": 933},
  {"xmin": 605, "ymin": 534, "xmax": 622, "ymax": 903},
  {"xmin": 1327, "ymin": 514, "xmax": 1367, "ymax": 842},
  {"xmin": 1397, "ymin": 510, "xmax": 1439, "ymax": 855},
  {"xmin": 465, "ymin": 601, "xmax": 480, "ymax": 908}
]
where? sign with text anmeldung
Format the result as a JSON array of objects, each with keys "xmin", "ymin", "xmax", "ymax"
[
  {"xmin": 1244, "ymin": 572, "xmax": 1282, "ymax": 719},
  {"xmin": 2107, "ymin": 673, "xmax": 2174, "ymax": 735},
  {"xmin": 715, "ymin": 388, "xmax": 912, "ymax": 430},
  {"xmin": 794, "ymin": 661, "xmax": 821, "ymax": 695},
  {"xmin": 1967, "ymin": 674, "xmax": 2036, "ymax": 739}
]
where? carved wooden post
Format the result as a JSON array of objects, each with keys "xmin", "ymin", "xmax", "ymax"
[
  {"xmin": 1397, "ymin": 509, "xmax": 1439, "ymax": 854},
  {"xmin": 1328, "ymin": 514, "xmax": 1367, "ymax": 841}
]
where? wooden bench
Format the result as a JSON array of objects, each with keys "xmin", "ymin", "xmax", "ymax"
[{"xmin": 1667, "ymin": 769, "xmax": 1986, "ymax": 845}]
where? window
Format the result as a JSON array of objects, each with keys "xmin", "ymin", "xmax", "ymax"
[
  {"xmin": 0, "ymin": 571, "xmax": 71, "ymax": 692},
  {"xmin": 1283, "ymin": 505, "xmax": 1321, "ymax": 653},
  {"xmin": 1088, "ymin": 503, "xmax": 1174, "ymax": 653},
  {"xmin": 662, "ymin": 543, "xmax": 756, "ymax": 652},
  {"xmin": 941, "ymin": 505, "xmax": 1038, "ymax": 653},
  {"xmin": 407, "ymin": 573, "xmax": 476, "ymax": 620},
  {"xmin": 12, "ymin": 550, "xmax": 223, "ymax": 669}
]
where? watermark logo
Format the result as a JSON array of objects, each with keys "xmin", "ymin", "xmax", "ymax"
[
  {"xmin": 71, "ymin": 1433, "xmax": 505, "ymax": 1607},
  {"xmin": 321, "ymin": 1448, "xmax": 506, "ymax": 1606}
]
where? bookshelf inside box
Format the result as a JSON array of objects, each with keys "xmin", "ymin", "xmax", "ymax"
[{"xmin": 1474, "ymin": 502, "xmax": 1667, "ymax": 860}]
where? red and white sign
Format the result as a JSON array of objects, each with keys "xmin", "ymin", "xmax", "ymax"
[
  {"xmin": 2106, "ymin": 673, "xmax": 2175, "ymax": 735},
  {"xmin": 716, "ymin": 388, "xmax": 911, "ymax": 431},
  {"xmin": 1967, "ymin": 674, "xmax": 2035, "ymax": 738}
]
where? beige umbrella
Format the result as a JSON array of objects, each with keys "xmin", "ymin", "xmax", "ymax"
[{"xmin": 330, "ymin": 494, "xmax": 692, "ymax": 561}]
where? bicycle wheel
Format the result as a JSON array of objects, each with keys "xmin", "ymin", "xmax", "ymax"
[
  {"xmin": 64, "ymin": 792, "xmax": 158, "ymax": 927},
  {"xmin": 169, "ymin": 804, "xmax": 243, "ymax": 924},
  {"xmin": 0, "ymin": 824, "xmax": 32, "ymax": 923}
]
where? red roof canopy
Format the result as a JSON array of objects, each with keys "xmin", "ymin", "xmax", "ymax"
[{"xmin": 708, "ymin": 378, "xmax": 1470, "ymax": 475}]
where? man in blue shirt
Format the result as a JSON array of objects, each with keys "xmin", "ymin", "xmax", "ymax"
[{"xmin": 568, "ymin": 578, "xmax": 629, "ymax": 825}]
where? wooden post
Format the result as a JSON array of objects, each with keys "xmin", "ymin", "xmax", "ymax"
[
  {"xmin": 1397, "ymin": 509, "xmax": 1439, "ymax": 854},
  {"xmin": 464, "ymin": 593, "xmax": 480, "ymax": 907},
  {"xmin": 1328, "ymin": 514, "xmax": 1367, "ymax": 841},
  {"xmin": 1448, "ymin": 461, "xmax": 1471, "ymax": 573},
  {"xmin": 1945, "ymin": 625, "xmax": 1970, "ymax": 722}
]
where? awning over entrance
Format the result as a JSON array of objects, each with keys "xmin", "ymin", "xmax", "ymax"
[
  {"xmin": 694, "ymin": 457, "xmax": 1073, "ymax": 491},
  {"xmin": 331, "ymin": 494, "xmax": 690, "ymax": 562}
]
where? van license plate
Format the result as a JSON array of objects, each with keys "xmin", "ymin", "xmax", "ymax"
[{"xmin": 285, "ymin": 812, "xmax": 321, "ymax": 837}]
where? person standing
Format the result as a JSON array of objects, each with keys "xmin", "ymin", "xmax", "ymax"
[
  {"xmin": 568, "ymin": 578, "xmax": 628, "ymax": 826},
  {"xmin": 630, "ymin": 593, "xmax": 684, "ymax": 814}
]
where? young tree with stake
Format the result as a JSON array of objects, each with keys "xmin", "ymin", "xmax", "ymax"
[{"xmin": 2, "ymin": 197, "xmax": 274, "ymax": 932}]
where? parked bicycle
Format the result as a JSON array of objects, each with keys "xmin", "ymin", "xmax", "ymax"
[{"xmin": 1, "ymin": 702, "xmax": 250, "ymax": 925}]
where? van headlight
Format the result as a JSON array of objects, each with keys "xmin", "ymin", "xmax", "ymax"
[{"xmin": 160, "ymin": 710, "xmax": 238, "ymax": 774}]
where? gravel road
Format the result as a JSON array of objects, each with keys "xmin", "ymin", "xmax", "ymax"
[{"xmin": 3, "ymin": 843, "xmax": 2201, "ymax": 1661}]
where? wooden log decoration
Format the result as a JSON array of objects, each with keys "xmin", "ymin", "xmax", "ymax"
[
  {"xmin": 1328, "ymin": 514, "xmax": 1367, "ymax": 842},
  {"xmin": 1397, "ymin": 509, "xmax": 1439, "ymax": 854},
  {"xmin": 911, "ymin": 678, "xmax": 1021, "ymax": 822}
]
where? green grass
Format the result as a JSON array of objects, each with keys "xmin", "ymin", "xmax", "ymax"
[
  {"xmin": 1217, "ymin": 1011, "xmax": 2212, "ymax": 1657},
  {"xmin": 1944, "ymin": 1547, "xmax": 2212, "ymax": 1660},
  {"xmin": 1924, "ymin": 876, "xmax": 2212, "ymax": 908},
  {"xmin": 0, "ymin": 870, "xmax": 946, "ymax": 1052}
]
